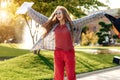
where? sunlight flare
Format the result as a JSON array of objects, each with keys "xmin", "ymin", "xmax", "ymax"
[{"xmin": 1, "ymin": 1, "xmax": 7, "ymax": 8}]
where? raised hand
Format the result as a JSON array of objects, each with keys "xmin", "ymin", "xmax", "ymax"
[{"xmin": 16, "ymin": 2, "xmax": 34, "ymax": 14}]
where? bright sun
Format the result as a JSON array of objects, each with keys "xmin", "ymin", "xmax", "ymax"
[
  {"xmin": 0, "ymin": 0, "xmax": 11, "ymax": 23},
  {"xmin": 0, "ymin": 10, "xmax": 8, "ymax": 23},
  {"xmin": 1, "ymin": 1, "xmax": 7, "ymax": 8}
]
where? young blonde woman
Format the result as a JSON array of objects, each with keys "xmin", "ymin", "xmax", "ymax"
[
  {"xmin": 18, "ymin": 3, "xmax": 105, "ymax": 80},
  {"xmin": 31, "ymin": 6, "xmax": 76, "ymax": 80}
]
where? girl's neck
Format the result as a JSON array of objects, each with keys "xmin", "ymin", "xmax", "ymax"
[{"xmin": 59, "ymin": 20, "xmax": 65, "ymax": 25}]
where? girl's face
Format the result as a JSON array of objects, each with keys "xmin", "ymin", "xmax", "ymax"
[{"xmin": 55, "ymin": 9, "xmax": 64, "ymax": 21}]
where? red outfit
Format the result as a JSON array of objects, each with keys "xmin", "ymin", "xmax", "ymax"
[
  {"xmin": 54, "ymin": 24, "xmax": 76, "ymax": 80},
  {"xmin": 54, "ymin": 24, "xmax": 73, "ymax": 50}
]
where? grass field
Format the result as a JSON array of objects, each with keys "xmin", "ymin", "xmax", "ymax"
[
  {"xmin": 0, "ymin": 43, "xmax": 29, "ymax": 57},
  {"xmin": 0, "ymin": 44, "xmax": 120, "ymax": 80}
]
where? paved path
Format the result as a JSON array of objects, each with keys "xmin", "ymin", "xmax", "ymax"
[
  {"xmin": 75, "ymin": 48, "xmax": 120, "ymax": 54},
  {"xmin": 76, "ymin": 66, "xmax": 120, "ymax": 80}
]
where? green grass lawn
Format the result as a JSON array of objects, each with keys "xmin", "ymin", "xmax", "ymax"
[
  {"xmin": 0, "ymin": 43, "xmax": 29, "ymax": 57},
  {"xmin": 0, "ymin": 44, "xmax": 120, "ymax": 80}
]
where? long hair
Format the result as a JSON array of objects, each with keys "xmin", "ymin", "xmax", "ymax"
[{"xmin": 42, "ymin": 6, "xmax": 74, "ymax": 38}]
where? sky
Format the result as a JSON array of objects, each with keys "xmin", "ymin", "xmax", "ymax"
[{"xmin": 99, "ymin": 0, "xmax": 120, "ymax": 9}]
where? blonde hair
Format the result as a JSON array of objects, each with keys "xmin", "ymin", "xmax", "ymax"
[{"xmin": 43, "ymin": 6, "xmax": 74, "ymax": 38}]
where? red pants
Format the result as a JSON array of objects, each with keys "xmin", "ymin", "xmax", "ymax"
[{"xmin": 54, "ymin": 48, "xmax": 76, "ymax": 80}]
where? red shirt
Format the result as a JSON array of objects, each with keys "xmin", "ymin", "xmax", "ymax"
[{"xmin": 54, "ymin": 24, "xmax": 73, "ymax": 51}]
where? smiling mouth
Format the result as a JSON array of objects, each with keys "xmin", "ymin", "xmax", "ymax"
[{"xmin": 57, "ymin": 16, "xmax": 61, "ymax": 19}]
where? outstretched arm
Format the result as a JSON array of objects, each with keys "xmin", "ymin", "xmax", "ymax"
[
  {"xmin": 27, "ymin": 8, "xmax": 48, "ymax": 25},
  {"xmin": 73, "ymin": 12, "xmax": 105, "ymax": 27},
  {"xmin": 72, "ymin": 12, "xmax": 105, "ymax": 44},
  {"xmin": 16, "ymin": 2, "xmax": 48, "ymax": 25}
]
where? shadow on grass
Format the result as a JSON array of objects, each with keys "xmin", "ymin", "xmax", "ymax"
[
  {"xmin": 0, "ymin": 57, "xmax": 15, "ymax": 61},
  {"xmin": 76, "ymin": 53, "xmax": 97, "ymax": 71},
  {"xmin": 38, "ymin": 54, "xmax": 54, "ymax": 71},
  {"xmin": 77, "ymin": 58, "xmax": 95, "ymax": 71}
]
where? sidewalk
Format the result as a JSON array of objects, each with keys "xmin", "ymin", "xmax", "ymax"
[{"xmin": 76, "ymin": 66, "xmax": 120, "ymax": 80}]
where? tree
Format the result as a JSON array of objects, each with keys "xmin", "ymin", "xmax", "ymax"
[
  {"xmin": 81, "ymin": 26, "xmax": 98, "ymax": 46},
  {"xmin": 96, "ymin": 21, "xmax": 112, "ymax": 46},
  {"xmin": 13, "ymin": 0, "xmax": 107, "ymax": 18},
  {"xmin": 9, "ymin": 0, "xmax": 108, "ymax": 45}
]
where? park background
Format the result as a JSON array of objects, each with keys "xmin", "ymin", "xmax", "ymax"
[{"xmin": 0, "ymin": 0, "xmax": 120, "ymax": 80}]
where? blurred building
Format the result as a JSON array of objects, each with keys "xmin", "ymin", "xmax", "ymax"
[{"xmin": 86, "ymin": 8, "xmax": 120, "ymax": 32}]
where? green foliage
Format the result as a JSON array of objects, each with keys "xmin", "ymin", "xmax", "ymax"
[
  {"xmin": 81, "ymin": 26, "xmax": 99, "ymax": 46},
  {"xmin": 13, "ymin": 0, "xmax": 107, "ymax": 18},
  {"xmin": 117, "ymin": 39, "xmax": 120, "ymax": 43},
  {"xmin": 0, "ymin": 44, "xmax": 29, "ymax": 57},
  {"xmin": 99, "ymin": 22, "xmax": 112, "ymax": 31},
  {"xmin": 96, "ymin": 21, "xmax": 112, "ymax": 45},
  {"xmin": 0, "ymin": 0, "xmax": 108, "ymax": 43},
  {"xmin": 0, "ymin": 44, "xmax": 120, "ymax": 79},
  {"xmin": 0, "ymin": 53, "xmax": 54, "ymax": 80},
  {"xmin": 0, "ymin": 48, "xmax": 119, "ymax": 79},
  {"xmin": 113, "ymin": 34, "xmax": 119, "ymax": 39},
  {"xmin": 99, "ymin": 21, "xmax": 106, "ymax": 26},
  {"xmin": 96, "ymin": 32, "xmax": 101, "ymax": 37},
  {"xmin": 82, "ymin": 26, "xmax": 89, "ymax": 34},
  {"xmin": 81, "ymin": 30, "xmax": 98, "ymax": 46}
]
